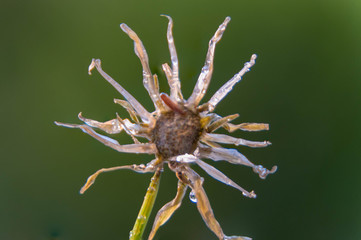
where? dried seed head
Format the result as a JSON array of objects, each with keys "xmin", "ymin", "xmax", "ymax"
[
  {"xmin": 153, "ymin": 109, "xmax": 202, "ymax": 158},
  {"xmin": 56, "ymin": 15, "xmax": 276, "ymax": 240}
]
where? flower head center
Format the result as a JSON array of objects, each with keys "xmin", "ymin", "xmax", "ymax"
[{"xmin": 152, "ymin": 109, "xmax": 202, "ymax": 159}]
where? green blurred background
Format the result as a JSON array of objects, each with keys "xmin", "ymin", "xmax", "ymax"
[{"xmin": 1, "ymin": 0, "xmax": 361, "ymax": 239}]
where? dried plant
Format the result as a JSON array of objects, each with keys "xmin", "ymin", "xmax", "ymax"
[{"xmin": 55, "ymin": 15, "xmax": 277, "ymax": 240}]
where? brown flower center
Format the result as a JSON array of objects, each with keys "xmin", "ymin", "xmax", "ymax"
[{"xmin": 153, "ymin": 109, "xmax": 202, "ymax": 159}]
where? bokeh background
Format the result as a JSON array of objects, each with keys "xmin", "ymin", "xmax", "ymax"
[{"xmin": 1, "ymin": 0, "xmax": 361, "ymax": 239}]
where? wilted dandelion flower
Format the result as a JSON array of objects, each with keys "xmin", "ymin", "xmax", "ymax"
[{"xmin": 55, "ymin": 15, "xmax": 277, "ymax": 240}]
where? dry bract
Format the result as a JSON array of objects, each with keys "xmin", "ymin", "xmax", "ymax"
[{"xmin": 55, "ymin": 15, "xmax": 277, "ymax": 240}]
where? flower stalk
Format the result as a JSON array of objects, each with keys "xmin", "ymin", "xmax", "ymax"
[{"xmin": 129, "ymin": 169, "xmax": 161, "ymax": 240}]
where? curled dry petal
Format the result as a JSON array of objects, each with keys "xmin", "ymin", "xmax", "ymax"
[
  {"xmin": 80, "ymin": 162, "xmax": 157, "ymax": 194},
  {"xmin": 88, "ymin": 58, "xmax": 154, "ymax": 124},
  {"xmin": 161, "ymin": 15, "xmax": 183, "ymax": 101},
  {"xmin": 187, "ymin": 17, "xmax": 231, "ymax": 107},
  {"xmin": 253, "ymin": 165, "xmax": 278, "ymax": 179},
  {"xmin": 54, "ymin": 122, "xmax": 156, "ymax": 154},
  {"xmin": 207, "ymin": 54, "xmax": 257, "ymax": 112},
  {"xmin": 78, "ymin": 112, "xmax": 123, "ymax": 134},
  {"xmin": 148, "ymin": 181, "xmax": 188, "ymax": 240},
  {"xmin": 114, "ymin": 99, "xmax": 140, "ymax": 123},
  {"xmin": 171, "ymin": 155, "xmax": 256, "ymax": 198},
  {"xmin": 198, "ymin": 144, "xmax": 254, "ymax": 167},
  {"xmin": 227, "ymin": 122, "xmax": 269, "ymax": 132},
  {"xmin": 120, "ymin": 24, "xmax": 164, "ymax": 112},
  {"xmin": 203, "ymin": 133, "xmax": 272, "ymax": 148}
]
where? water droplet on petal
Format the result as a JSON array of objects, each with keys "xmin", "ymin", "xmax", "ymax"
[{"xmin": 189, "ymin": 190, "xmax": 197, "ymax": 203}]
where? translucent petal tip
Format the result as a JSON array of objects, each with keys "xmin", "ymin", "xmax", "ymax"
[
  {"xmin": 88, "ymin": 58, "xmax": 96, "ymax": 75},
  {"xmin": 119, "ymin": 23, "xmax": 129, "ymax": 33}
]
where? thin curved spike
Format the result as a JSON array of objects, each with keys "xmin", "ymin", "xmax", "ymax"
[
  {"xmin": 88, "ymin": 59, "xmax": 153, "ymax": 124},
  {"xmin": 120, "ymin": 23, "xmax": 164, "ymax": 111},
  {"xmin": 203, "ymin": 133, "xmax": 272, "ymax": 148},
  {"xmin": 161, "ymin": 15, "xmax": 183, "ymax": 101},
  {"xmin": 148, "ymin": 181, "xmax": 188, "ymax": 240},
  {"xmin": 80, "ymin": 161, "xmax": 157, "ymax": 194},
  {"xmin": 54, "ymin": 121, "xmax": 157, "ymax": 154},
  {"xmin": 187, "ymin": 17, "xmax": 231, "ymax": 107},
  {"xmin": 207, "ymin": 54, "xmax": 257, "ymax": 112}
]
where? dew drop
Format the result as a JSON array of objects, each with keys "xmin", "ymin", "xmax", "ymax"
[{"xmin": 189, "ymin": 190, "xmax": 197, "ymax": 203}]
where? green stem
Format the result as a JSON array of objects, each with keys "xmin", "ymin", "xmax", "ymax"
[{"xmin": 129, "ymin": 169, "xmax": 161, "ymax": 240}]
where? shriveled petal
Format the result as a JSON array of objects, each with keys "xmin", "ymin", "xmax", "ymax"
[
  {"xmin": 227, "ymin": 122, "xmax": 269, "ymax": 132},
  {"xmin": 171, "ymin": 155, "xmax": 256, "ymax": 198},
  {"xmin": 253, "ymin": 165, "xmax": 278, "ymax": 180},
  {"xmin": 88, "ymin": 58, "xmax": 154, "ymax": 124},
  {"xmin": 203, "ymin": 133, "xmax": 272, "ymax": 148},
  {"xmin": 198, "ymin": 145, "xmax": 277, "ymax": 179},
  {"xmin": 182, "ymin": 166, "xmax": 252, "ymax": 240},
  {"xmin": 198, "ymin": 144, "xmax": 254, "ymax": 167},
  {"xmin": 187, "ymin": 17, "xmax": 231, "ymax": 107},
  {"xmin": 115, "ymin": 113, "xmax": 140, "ymax": 144},
  {"xmin": 114, "ymin": 99, "xmax": 140, "ymax": 123},
  {"xmin": 206, "ymin": 114, "xmax": 239, "ymax": 133},
  {"xmin": 161, "ymin": 15, "xmax": 183, "ymax": 101},
  {"xmin": 54, "ymin": 122, "xmax": 156, "ymax": 154},
  {"xmin": 201, "ymin": 139, "xmax": 223, "ymax": 149},
  {"xmin": 196, "ymin": 159, "xmax": 256, "ymax": 198},
  {"xmin": 162, "ymin": 63, "xmax": 173, "ymax": 85},
  {"xmin": 78, "ymin": 112, "xmax": 123, "ymax": 134},
  {"xmin": 207, "ymin": 54, "xmax": 257, "ymax": 112},
  {"xmin": 80, "ymin": 161, "xmax": 157, "ymax": 194},
  {"xmin": 120, "ymin": 23, "xmax": 164, "ymax": 112},
  {"xmin": 148, "ymin": 181, "xmax": 188, "ymax": 240},
  {"xmin": 183, "ymin": 166, "xmax": 225, "ymax": 238}
]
